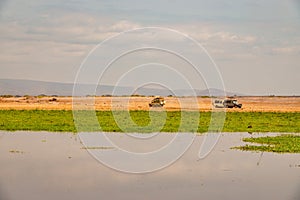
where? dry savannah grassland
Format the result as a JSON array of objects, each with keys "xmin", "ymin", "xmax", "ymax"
[{"xmin": 0, "ymin": 96, "xmax": 299, "ymax": 112}]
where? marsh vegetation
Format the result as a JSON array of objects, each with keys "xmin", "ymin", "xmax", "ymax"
[{"xmin": 0, "ymin": 110, "xmax": 298, "ymax": 133}]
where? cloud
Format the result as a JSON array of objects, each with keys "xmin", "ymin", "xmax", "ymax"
[
  {"xmin": 174, "ymin": 23, "xmax": 257, "ymax": 44},
  {"xmin": 108, "ymin": 20, "xmax": 140, "ymax": 32},
  {"xmin": 271, "ymin": 47, "xmax": 300, "ymax": 55},
  {"xmin": 0, "ymin": 12, "xmax": 143, "ymax": 83},
  {"xmin": 201, "ymin": 31, "xmax": 257, "ymax": 44},
  {"xmin": 0, "ymin": 12, "xmax": 141, "ymax": 45},
  {"xmin": 167, "ymin": 24, "xmax": 260, "ymax": 62},
  {"xmin": 0, "ymin": 39, "xmax": 89, "ymax": 66}
]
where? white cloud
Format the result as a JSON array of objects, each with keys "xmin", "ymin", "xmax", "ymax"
[
  {"xmin": 108, "ymin": 20, "xmax": 140, "ymax": 32},
  {"xmin": 271, "ymin": 46, "xmax": 300, "ymax": 55},
  {"xmin": 172, "ymin": 23, "xmax": 257, "ymax": 44},
  {"xmin": 0, "ymin": 13, "xmax": 141, "ymax": 45},
  {"xmin": 0, "ymin": 39, "xmax": 89, "ymax": 65},
  {"xmin": 0, "ymin": 13, "xmax": 144, "ymax": 70},
  {"xmin": 188, "ymin": 29, "xmax": 257, "ymax": 44},
  {"xmin": 166, "ymin": 24, "xmax": 261, "ymax": 63},
  {"xmin": 209, "ymin": 31, "xmax": 256, "ymax": 44}
]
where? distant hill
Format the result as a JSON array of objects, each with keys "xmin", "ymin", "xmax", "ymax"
[{"xmin": 0, "ymin": 79, "xmax": 242, "ymax": 96}]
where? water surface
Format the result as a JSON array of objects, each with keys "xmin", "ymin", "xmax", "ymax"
[{"xmin": 0, "ymin": 131, "xmax": 299, "ymax": 200}]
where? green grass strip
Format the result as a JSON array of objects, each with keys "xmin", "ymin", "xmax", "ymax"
[
  {"xmin": 233, "ymin": 135, "xmax": 300, "ymax": 153},
  {"xmin": 0, "ymin": 110, "xmax": 299, "ymax": 133}
]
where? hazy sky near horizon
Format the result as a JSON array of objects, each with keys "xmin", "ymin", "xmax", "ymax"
[{"xmin": 0, "ymin": 0, "xmax": 299, "ymax": 95}]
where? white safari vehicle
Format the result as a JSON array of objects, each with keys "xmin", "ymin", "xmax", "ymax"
[{"xmin": 213, "ymin": 99, "xmax": 242, "ymax": 108}]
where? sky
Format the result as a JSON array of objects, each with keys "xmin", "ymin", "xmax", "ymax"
[{"xmin": 0, "ymin": 0, "xmax": 299, "ymax": 95}]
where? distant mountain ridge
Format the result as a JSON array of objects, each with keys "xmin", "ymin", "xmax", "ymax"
[{"xmin": 0, "ymin": 79, "xmax": 242, "ymax": 96}]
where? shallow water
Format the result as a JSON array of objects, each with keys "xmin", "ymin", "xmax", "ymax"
[{"xmin": 0, "ymin": 131, "xmax": 299, "ymax": 200}]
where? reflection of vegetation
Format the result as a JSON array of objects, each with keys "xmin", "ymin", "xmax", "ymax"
[
  {"xmin": 9, "ymin": 149, "xmax": 24, "ymax": 154},
  {"xmin": 233, "ymin": 135, "xmax": 300, "ymax": 153},
  {"xmin": 81, "ymin": 146, "xmax": 115, "ymax": 150},
  {"xmin": 0, "ymin": 110, "xmax": 299, "ymax": 133}
]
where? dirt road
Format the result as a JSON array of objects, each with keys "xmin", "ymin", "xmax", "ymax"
[{"xmin": 0, "ymin": 96, "xmax": 299, "ymax": 112}]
